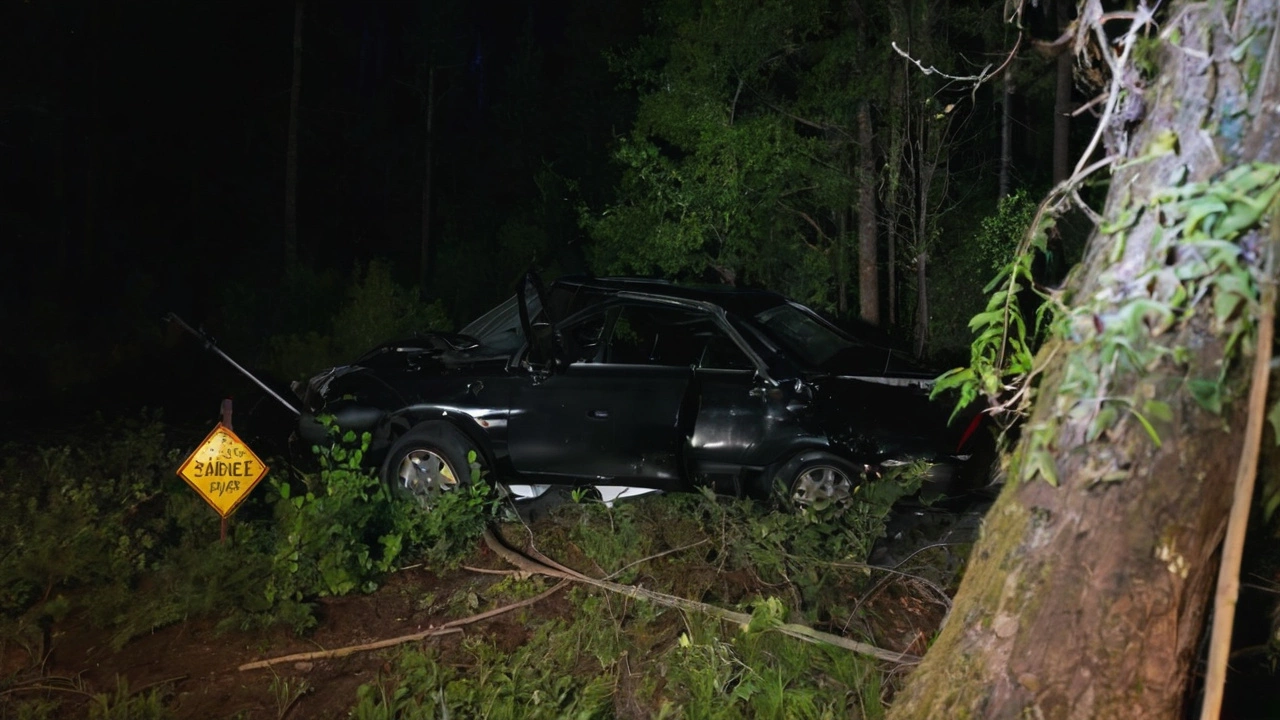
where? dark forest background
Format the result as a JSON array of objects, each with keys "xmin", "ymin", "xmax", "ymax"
[{"xmin": 0, "ymin": 0, "xmax": 1093, "ymax": 432}]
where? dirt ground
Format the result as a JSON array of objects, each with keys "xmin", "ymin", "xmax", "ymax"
[
  {"xmin": 2, "ymin": 531, "xmax": 949, "ymax": 719},
  {"xmin": 5, "ymin": 548, "xmax": 547, "ymax": 719}
]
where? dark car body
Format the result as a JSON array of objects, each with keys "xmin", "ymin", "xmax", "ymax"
[{"xmin": 295, "ymin": 275, "xmax": 989, "ymax": 502}]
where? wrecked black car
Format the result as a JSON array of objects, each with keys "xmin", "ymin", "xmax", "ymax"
[{"xmin": 294, "ymin": 275, "xmax": 991, "ymax": 510}]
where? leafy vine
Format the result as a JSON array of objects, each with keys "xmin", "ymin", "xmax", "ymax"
[{"xmin": 937, "ymin": 161, "xmax": 1280, "ymax": 486}]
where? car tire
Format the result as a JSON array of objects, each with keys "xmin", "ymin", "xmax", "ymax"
[
  {"xmin": 380, "ymin": 421, "xmax": 478, "ymax": 508},
  {"xmin": 773, "ymin": 451, "xmax": 870, "ymax": 516}
]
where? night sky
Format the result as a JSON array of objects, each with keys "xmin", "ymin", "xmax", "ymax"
[{"xmin": 1, "ymin": 0, "xmax": 647, "ymax": 432}]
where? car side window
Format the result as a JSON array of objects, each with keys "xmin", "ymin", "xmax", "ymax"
[
  {"xmin": 605, "ymin": 309, "xmax": 653, "ymax": 364},
  {"xmin": 602, "ymin": 304, "xmax": 753, "ymax": 370},
  {"xmin": 698, "ymin": 332, "xmax": 753, "ymax": 370},
  {"xmin": 559, "ymin": 310, "xmax": 610, "ymax": 364}
]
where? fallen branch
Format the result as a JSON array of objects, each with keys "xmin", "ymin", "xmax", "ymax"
[
  {"xmin": 482, "ymin": 527, "xmax": 919, "ymax": 665},
  {"xmin": 238, "ymin": 580, "xmax": 570, "ymax": 671},
  {"xmin": 1199, "ymin": 212, "xmax": 1279, "ymax": 720}
]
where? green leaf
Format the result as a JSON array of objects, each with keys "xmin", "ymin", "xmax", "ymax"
[
  {"xmin": 1143, "ymin": 400, "xmax": 1173, "ymax": 423},
  {"xmin": 1025, "ymin": 449, "xmax": 1059, "ymax": 487},
  {"xmin": 1087, "ymin": 404, "xmax": 1119, "ymax": 442},
  {"xmin": 1130, "ymin": 408, "xmax": 1162, "ymax": 447},
  {"xmin": 1263, "ymin": 490, "xmax": 1280, "ymax": 521},
  {"xmin": 1188, "ymin": 379, "xmax": 1224, "ymax": 414},
  {"xmin": 1267, "ymin": 399, "xmax": 1280, "ymax": 446}
]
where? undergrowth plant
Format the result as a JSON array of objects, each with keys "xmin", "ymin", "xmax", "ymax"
[
  {"xmin": 0, "ymin": 411, "xmax": 497, "ymax": 668},
  {"xmin": 349, "ymin": 585, "xmax": 886, "ymax": 720},
  {"xmin": 349, "ymin": 600, "xmax": 617, "ymax": 720},
  {"xmin": 0, "ymin": 413, "xmax": 185, "ymax": 646},
  {"xmin": 265, "ymin": 420, "xmax": 496, "ymax": 624}
]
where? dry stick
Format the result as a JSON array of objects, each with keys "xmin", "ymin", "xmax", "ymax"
[
  {"xmin": 237, "ymin": 579, "xmax": 570, "ymax": 671},
  {"xmin": 482, "ymin": 527, "xmax": 920, "ymax": 665},
  {"xmin": 1200, "ymin": 218, "xmax": 1278, "ymax": 720}
]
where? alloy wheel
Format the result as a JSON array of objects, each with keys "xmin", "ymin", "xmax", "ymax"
[
  {"xmin": 395, "ymin": 448, "xmax": 460, "ymax": 505},
  {"xmin": 791, "ymin": 464, "xmax": 854, "ymax": 515}
]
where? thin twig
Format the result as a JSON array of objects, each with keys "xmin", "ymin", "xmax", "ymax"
[
  {"xmin": 605, "ymin": 539, "xmax": 710, "ymax": 581},
  {"xmin": 462, "ymin": 565, "xmax": 521, "ymax": 576},
  {"xmin": 890, "ymin": 41, "xmax": 993, "ymax": 84},
  {"xmin": 0, "ymin": 684, "xmax": 92, "ymax": 698},
  {"xmin": 238, "ymin": 580, "xmax": 570, "ymax": 671}
]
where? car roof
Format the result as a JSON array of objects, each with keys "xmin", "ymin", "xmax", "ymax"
[
  {"xmin": 549, "ymin": 275, "xmax": 902, "ymax": 346},
  {"xmin": 551, "ymin": 275, "xmax": 789, "ymax": 317}
]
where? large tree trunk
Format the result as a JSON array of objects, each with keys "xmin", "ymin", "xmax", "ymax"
[
  {"xmin": 883, "ymin": 62, "xmax": 905, "ymax": 326},
  {"xmin": 284, "ymin": 0, "xmax": 304, "ymax": 268},
  {"xmin": 836, "ymin": 206, "xmax": 849, "ymax": 315},
  {"xmin": 889, "ymin": 2, "xmax": 1280, "ymax": 718},
  {"xmin": 857, "ymin": 101, "xmax": 880, "ymax": 325}
]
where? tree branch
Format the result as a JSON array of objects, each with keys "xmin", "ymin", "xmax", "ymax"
[
  {"xmin": 237, "ymin": 580, "xmax": 570, "ymax": 671},
  {"xmin": 1199, "ymin": 215, "xmax": 1279, "ymax": 720},
  {"xmin": 482, "ymin": 526, "xmax": 919, "ymax": 665}
]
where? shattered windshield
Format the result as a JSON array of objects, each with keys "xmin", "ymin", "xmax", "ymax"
[{"xmin": 460, "ymin": 294, "xmax": 541, "ymax": 355}]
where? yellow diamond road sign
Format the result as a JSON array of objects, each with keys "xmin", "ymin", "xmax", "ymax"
[{"xmin": 177, "ymin": 423, "xmax": 269, "ymax": 518}]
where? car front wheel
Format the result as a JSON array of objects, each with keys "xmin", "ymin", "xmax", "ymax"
[
  {"xmin": 775, "ymin": 451, "xmax": 869, "ymax": 517},
  {"xmin": 380, "ymin": 421, "xmax": 477, "ymax": 508}
]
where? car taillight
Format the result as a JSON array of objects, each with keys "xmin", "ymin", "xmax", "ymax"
[{"xmin": 956, "ymin": 413, "xmax": 984, "ymax": 453}]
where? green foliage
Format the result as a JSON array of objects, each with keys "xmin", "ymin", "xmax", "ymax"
[
  {"xmin": 931, "ymin": 203, "xmax": 1056, "ymax": 422},
  {"xmin": 974, "ymin": 191, "xmax": 1042, "ymax": 275},
  {"xmin": 350, "ymin": 583, "xmax": 885, "ymax": 720},
  {"xmin": 660, "ymin": 612, "xmax": 882, "ymax": 719},
  {"xmin": 940, "ymin": 162, "xmax": 1280, "ymax": 486},
  {"xmin": 584, "ymin": 0, "xmax": 878, "ymax": 310},
  {"xmin": 545, "ymin": 464, "xmax": 923, "ymax": 626},
  {"xmin": 0, "ymin": 412, "xmax": 495, "ymax": 661},
  {"xmin": 266, "ymin": 426, "xmax": 396, "ymax": 603},
  {"xmin": 349, "ymin": 614, "xmax": 616, "ymax": 720},
  {"xmin": 87, "ymin": 676, "xmax": 173, "ymax": 720},
  {"xmin": 266, "ymin": 423, "xmax": 496, "ymax": 612},
  {"xmin": 0, "ymin": 413, "xmax": 181, "ymax": 634},
  {"xmin": 266, "ymin": 259, "xmax": 450, "ymax": 380}
]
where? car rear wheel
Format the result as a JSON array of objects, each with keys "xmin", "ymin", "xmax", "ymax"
[
  {"xmin": 775, "ymin": 452, "xmax": 869, "ymax": 517},
  {"xmin": 381, "ymin": 422, "xmax": 477, "ymax": 508}
]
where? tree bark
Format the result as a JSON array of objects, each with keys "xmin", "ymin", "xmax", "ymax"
[
  {"xmin": 284, "ymin": 0, "xmax": 304, "ymax": 268},
  {"xmin": 858, "ymin": 101, "xmax": 880, "ymax": 325},
  {"xmin": 888, "ymin": 2, "xmax": 1280, "ymax": 718},
  {"xmin": 836, "ymin": 207, "xmax": 849, "ymax": 315},
  {"xmin": 999, "ymin": 66, "xmax": 1013, "ymax": 198},
  {"xmin": 913, "ymin": 250, "xmax": 927, "ymax": 358},
  {"xmin": 884, "ymin": 62, "xmax": 905, "ymax": 326}
]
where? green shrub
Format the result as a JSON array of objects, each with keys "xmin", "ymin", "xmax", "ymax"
[
  {"xmin": 929, "ymin": 190, "xmax": 1040, "ymax": 362},
  {"xmin": 0, "ymin": 411, "xmax": 497, "ymax": 650},
  {"xmin": 265, "ymin": 422, "xmax": 497, "ymax": 616},
  {"xmin": 265, "ymin": 259, "xmax": 450, "ymax": 380}
]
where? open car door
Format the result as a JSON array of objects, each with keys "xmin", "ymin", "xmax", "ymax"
[{"xmin": 514, "ymin": 272, "xmax": 559, "ymax": 369}]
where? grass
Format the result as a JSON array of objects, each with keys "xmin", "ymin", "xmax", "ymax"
[
  {"xmin": 346, "ymin": 484, "xmax": 949, "ymax": 719},
  {"xmin": 0, "ymin": 416, "xmax": 957, "ymax": 718}
]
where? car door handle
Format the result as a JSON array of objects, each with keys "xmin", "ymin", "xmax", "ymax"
[{"xmin": 587, "ymin": 409, "xmax": 610, "ymax": 420}]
